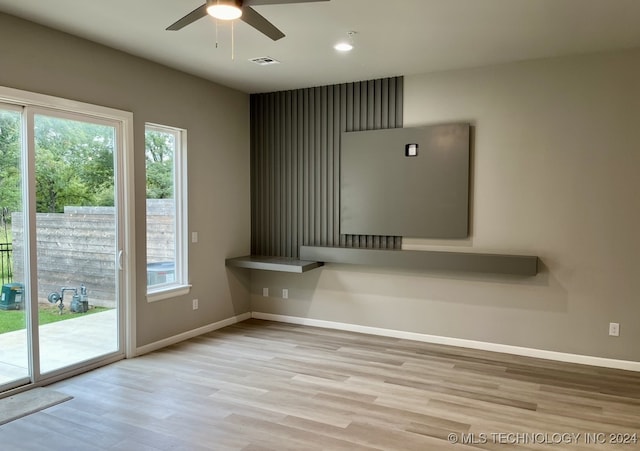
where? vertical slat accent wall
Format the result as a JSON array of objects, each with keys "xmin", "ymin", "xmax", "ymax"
[{"xmin": 251, "ymin": 76, "xmax": 403, "ymax": 258}]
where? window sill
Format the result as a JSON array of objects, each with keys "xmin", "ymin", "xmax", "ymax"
[{"xmin": 146, "ymin": 284, "xmax": 192, "ymax": 303}]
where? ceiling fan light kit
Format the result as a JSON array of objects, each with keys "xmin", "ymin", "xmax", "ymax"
[{"xmin": 207, "ymin": 0, "xmax": 243, "ymax": 21}]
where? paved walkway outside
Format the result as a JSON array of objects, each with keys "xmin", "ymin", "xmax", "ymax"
[{"xmin": 0, "ymin": 309, "xmax": 117, "ymax": 385}]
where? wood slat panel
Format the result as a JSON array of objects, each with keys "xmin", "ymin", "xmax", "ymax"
[{"xmin": 250, "ymin": 77, "xmax": 404, "ymax": 258}]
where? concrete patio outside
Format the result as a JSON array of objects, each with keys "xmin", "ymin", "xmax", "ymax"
[{"xmin": 0, "ymin": 309, "xmax": 118, "ymax": 386}]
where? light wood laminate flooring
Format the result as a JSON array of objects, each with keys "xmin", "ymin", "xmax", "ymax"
[{"xmin": 0, "ymin": 319, "xmax": 639, "ymax": 450}]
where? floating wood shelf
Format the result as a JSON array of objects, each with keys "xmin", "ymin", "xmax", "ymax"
[
  {"xmin": 225, "ymin": 255, "xmax": 323, "ymax": 273},
  {"xmin": 300, "ymin": 246, "xmax": 538, "ymax": 276}
]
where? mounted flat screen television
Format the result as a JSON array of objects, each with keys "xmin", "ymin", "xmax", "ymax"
[{"xmin": 340, "ymin": 123, "xmax": 470, "ymax": 239}]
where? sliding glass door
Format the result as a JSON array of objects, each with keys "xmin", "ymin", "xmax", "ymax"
[
  {"xmin": 33, "ymin": 112, "xmax": 120, "ymax": 375},
  {"xmin": 0, "ymin": 89, "xmax": 131, "ymax": 393}
]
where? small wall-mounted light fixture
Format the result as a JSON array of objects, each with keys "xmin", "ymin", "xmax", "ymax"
[{"xmin": 405, "ymin": 143, "xmax": 419, "ymax": 157}]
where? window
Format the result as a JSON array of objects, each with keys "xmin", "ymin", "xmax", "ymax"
[{"xmin": 145, "ymin": 123, "xmax": 188, "ymax": 301}]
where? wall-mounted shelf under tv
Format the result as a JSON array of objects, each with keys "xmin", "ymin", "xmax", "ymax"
[
  {"xmin": 299, "ymin": 246, "xmax": 538, "ymax": 276},
  {"xmin": 225, "ymin": 255, "xmax": 323, "ymax": 273}
]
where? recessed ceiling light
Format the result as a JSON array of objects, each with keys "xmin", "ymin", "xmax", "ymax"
[
  {"xmin": 334, "ymin": 31, "xmax": 356, "ymax": 52},
  {"xmin": 334, "ymin": 42, "xmax": 353, "ymax": 52}
]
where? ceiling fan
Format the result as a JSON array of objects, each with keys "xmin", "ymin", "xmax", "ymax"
[{"xmin": 166, "ymin": 0, "xmax": 329, "ymax": 41}]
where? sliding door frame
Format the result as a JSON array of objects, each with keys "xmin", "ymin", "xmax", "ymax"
[
  {"xmin": 0, "ymin": 102, "xmax": 30, "ymax": 393},
  {"xmin": 0, "ymin": 85, "xmax": 136, "ymax": 393}
]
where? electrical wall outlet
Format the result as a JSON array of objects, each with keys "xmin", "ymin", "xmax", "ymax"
[
  {"xmin": 262, "ymin": 287, "xmax": 269, "ymax": 297},
  {"xmin": 192, "ymin": 299, "xmax": 199, "ymax": 310},
  {"xmin": 282, "ymin": 289, "xmax": 289, "ymax": 299},
  {"xmin": 609, "ymin": 322, "xmax": 620, "ymax": 337}
]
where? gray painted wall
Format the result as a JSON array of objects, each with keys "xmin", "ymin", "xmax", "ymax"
[
  {"xmin": 251, "ymin": 48, "xmax": 640, "ymax": 362},
  {"xmin": 0, "ymin": 13, "xmax": 251, "ymax": 347}
]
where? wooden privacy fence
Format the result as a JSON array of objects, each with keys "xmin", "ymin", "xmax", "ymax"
[{"xmin": 12, "ymin": 200, "xmax": 174, "ymax": 308}]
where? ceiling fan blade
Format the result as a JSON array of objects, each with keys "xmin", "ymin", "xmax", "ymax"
[
  {"xmin": 244, "ymin": 0, "xmax": 329, "ymax": 5},
  {"xmin": 240, "ymin": 6, "xmax": 286, "ymax": 41},
  {"xmin": 166, "ymin": 4, "xmax": 208, "ymax": 31}
]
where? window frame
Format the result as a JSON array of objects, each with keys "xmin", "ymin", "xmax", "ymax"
[{"xmin": 145, "ymin": 123, "xmax": 189, "ymax": 302}]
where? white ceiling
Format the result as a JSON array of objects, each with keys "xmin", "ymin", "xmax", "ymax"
[{"xmin": 1, "ymin": 0, "xmax": 640, "ymax": 94}]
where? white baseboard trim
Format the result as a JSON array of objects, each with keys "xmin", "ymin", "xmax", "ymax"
[
  {"xmin": 136, "ymin": 312, "xmax": 252, "ymax": 356},
  {"xmin": 251, "ymin": 312, "xmax": 640, "ymax": 372}
]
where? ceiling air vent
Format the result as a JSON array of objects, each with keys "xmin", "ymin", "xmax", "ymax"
[{"xmin": 249, "ymin": 57, "xmax": 280, "ymax": 66}]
